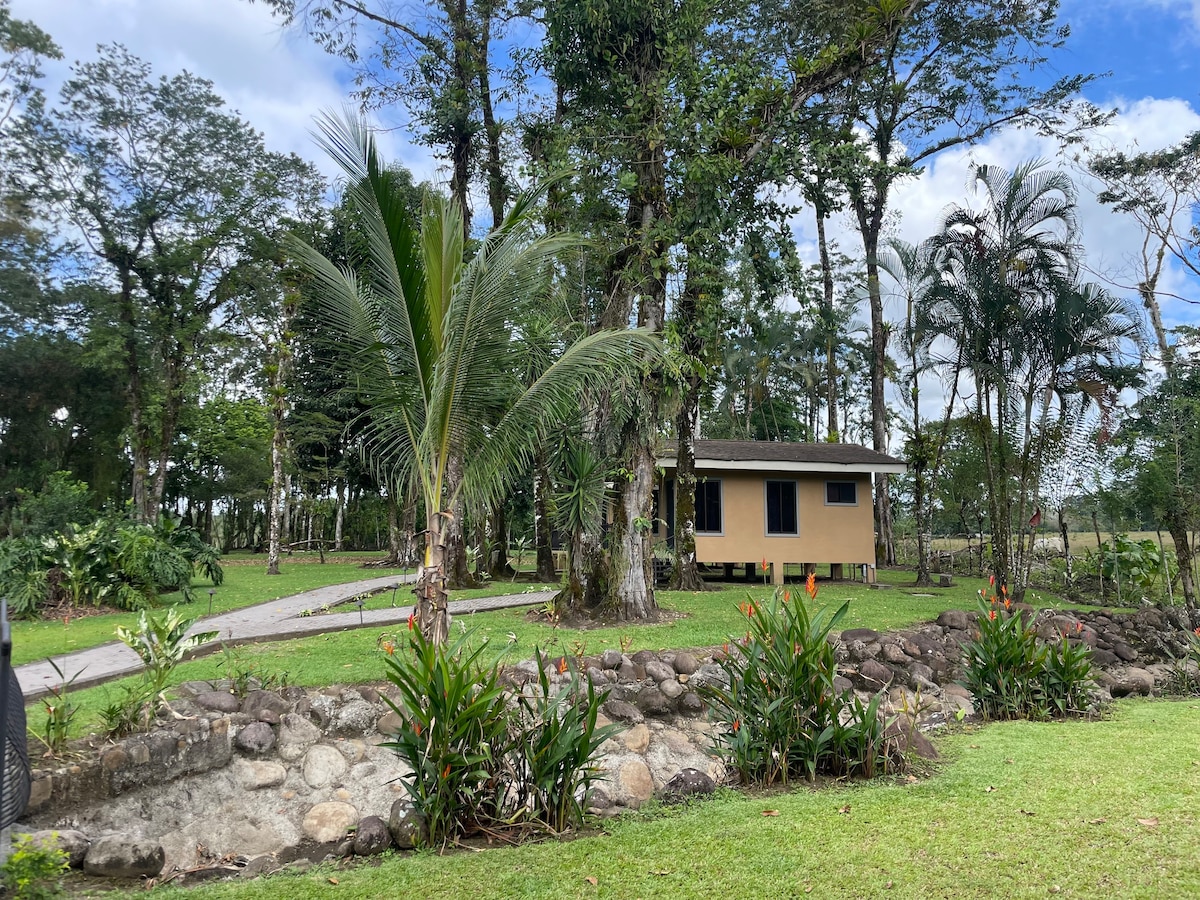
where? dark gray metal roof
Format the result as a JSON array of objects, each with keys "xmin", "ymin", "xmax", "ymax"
[{"xmin": 658, "ymin": 440, "xmax": 905, "ymax": 470}]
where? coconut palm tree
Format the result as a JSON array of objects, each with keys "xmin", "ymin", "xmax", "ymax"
[{"xmin": 291, "ymin": 114, "xmax": 659, "ymax": 643}]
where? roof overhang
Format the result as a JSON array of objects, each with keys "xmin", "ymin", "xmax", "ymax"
[{"xmin": 656, "ymin": 457, "xmax": 907, "ymax": 476}]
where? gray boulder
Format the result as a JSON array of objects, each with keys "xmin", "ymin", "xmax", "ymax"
[
  {"xmin": 234, "ymin": 722, "xmax": 276, "ymax": 755},
  {"xmin": 353, "ymin": 816, "xmax": 393, "ymax": 856},
  {"xmin": 389, "ymin": 799, "xmax": 428, "ymax": 850}
]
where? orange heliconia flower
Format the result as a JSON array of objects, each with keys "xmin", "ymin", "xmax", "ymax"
[
  {"xmin": 732, "ymin": 719, "xmax": 741, "ymax": 732},
  {"xmin": 557, "ymin": 657, "xmax": 569, "ymax": 675},
  {"xmin": 407, "ymin": 612, "xmax": 416, "ymax": 631},
  {"xmin": 442, "ymin": 763, "xmax": 451, "ymax": 779},
  {"xmin": 761, "ymin": 557, "xmax": 769, "ymax": 572},
  {"xmin": 414, "ymin": 722, "xmax": 422, "ymax": 736},
  {"xmin": 805, "ymin": 571, "xmax": 818, "ymax": 600},
  {"xmin": 1003, "ymin": 597, "xmax": 1012, "ymax": 611},
  {"xmin": 783, "ymin": 590, "xmax": 790, "ymax": 603},
  {"xmin": 382, "ymin": 641, "xmax": 396, "ymax": 656}
]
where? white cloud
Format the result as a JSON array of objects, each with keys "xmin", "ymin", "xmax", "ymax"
[{"xmin": 11, "ymin": 0, "xmax": 443, "ymax": 185}]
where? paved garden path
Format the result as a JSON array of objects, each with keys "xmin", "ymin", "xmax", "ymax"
[{"xmin": 15, "ymin": 574, "xmax": 556, "ymax": 700}]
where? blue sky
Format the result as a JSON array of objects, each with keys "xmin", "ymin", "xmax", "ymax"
[{"xmin": 11, "ymin": 0, "xmax": 1200, "ymax": 334}]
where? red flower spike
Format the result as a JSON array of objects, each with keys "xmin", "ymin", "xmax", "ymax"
[
  {"xmin": 989, "ymin": 609, "xmax": 997, "ymax": 621},
  {"xmin": 783, "ymin": 590, "xmax": 790, "ymax": 603},
  {"xmin": 989, "ymin": 574, "xmax": 995, "ymax": 586},
  {"xmin": 407, "ymin": 613, "xmax": 416, "ymax": 631},
  {"xmin": 732, "ymin": 719, "xmax": 741, "ymax": 732},
  {"xmin": 442, "ymin": 763, "xmax": 451, "ymax": 779},
  {"xmin": 1078, "ymin": 622, "xmax": 1086, "ymax": 634},
  {"xmin": 1193, "ymin": 627, "xmax": 1200, "ymax": 637},
  {"xmin": 761, "ymin": 557, "xmax": 769, "ymax": 572}
]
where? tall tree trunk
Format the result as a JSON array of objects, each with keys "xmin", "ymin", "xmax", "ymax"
[
  {"xmin": 1059, "ymin": 506, "xmax": 1073, "ymax": 584},
  {"xmin": 816, "ymin": 204, "xmax": 839, "ymax": 441},
  {"xmin": 417, "ymin": 509, "xmax": 451, "ymax": 644},
  {"xmin": 671, "ymin": 376, "xmax": 705, "ymax": 591},
  {"xmin": 386, "ymin": 493, "xmax": 403, "ymax": 565},
  {"xmin": 671, "ymin": 249, "xmax": 710, "ymax": 591},
  {"xmin": 443, "ymin": 451, "xmax": 474, "ymax": 588},
  {"xmin": 1165, "ymin": 512, "xmax": 1197, "ymax": 610},
  {"xmin": 489, "ymin": 501, "xmax": 514, "ymax": 578},
  {"xmin": 852, "ymin": 186, "xmax": 894, "ymax": 564},
  {"xmin": 334, "ymin": 479, "xmax": 345, "ymax": 552},
  {"xmin": 534, "ymin": 445, "xmax": 557, "ymax": 582},
  {"xmin": 265, "ymin": 406, "xmax": 287, "ymax": 576},
  {"xmin": 475, "ymin": 12, "xmax": 506, "ymax": 230}
]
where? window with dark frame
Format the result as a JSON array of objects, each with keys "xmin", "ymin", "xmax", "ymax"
[
  {"xmin": 765, "ymin": 480, "xmax": 798, "ymax": 535},
  {"xmin": 826, "ymin": 480, "xmax": 858, "ymax": 505},
  {"xmin": 695, "ymin": 479, "xmax": 722, "ymax": 533}
]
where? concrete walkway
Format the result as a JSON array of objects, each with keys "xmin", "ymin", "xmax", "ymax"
[{"xmin": 15, "ymin": 574, "xmax": 556, "ymax": 700}]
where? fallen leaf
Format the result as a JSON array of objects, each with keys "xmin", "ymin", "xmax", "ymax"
[
  {"xmin": 762, "ymin": 809, "xmax": 780, "ymax": 817},
  {"xmin": 328, "ymin": 877, "xmax": 339, "ymax": 885},
  {"xmin": 886, "ymin": 881, "xmax": 894, "ymax": 889},
  {"xmin": 1004, "ymin": 758, "xmax": 1014, "ymax": 764},
  {"xmin": 1137, "ymin": 817, "xmax": 1159, "ymax": 827},
  {"xmin": 1049, "ymin": 886, "xmax": 1061, "ymax": 894},
  {"xmin": 985, "ymin": 786, "xmax": 996, "ymax": 793},
  {"xmin": 1088, "ymin": 818, "xmax": 1107, "ymax": 825},
  {"xmin": 1019, "ymin": 809, "xmax": 1035, "ymax": 816},
  {"xmin": 585, "ymin": 876, "xmax": 598, "ymax": 886},
  {"xmin": 652, "ymin": 870, "xmax": 671, "ymax": 876},
  {"xmin": 343, "ymin": 664, "xmax": 353, "ymax": 668},
  {"xmin": 969, "ymin": 744, "xmax": 980, "ymax": 749},
  {"xmin": 804, "ymin": 888, "xmax": 813, "ymax": 894},
  {"xmin": 837, "ymin": 805, "xmax": 851, "ymax": 815}
]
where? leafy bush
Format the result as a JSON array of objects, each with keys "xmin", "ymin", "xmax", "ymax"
[
  {"xmin": 960, "ymin": 587, "xmax": 1094, "ymax": 720},
  {"xmin": 0, "ymin": 516, "xmax": 223, "ymax": 617},
  {"xmin": 700, "ymin": 591, "xmax": 900, "ymax": 785},
  {"xmin": 1082, "ymin": 533, "xmax": 1175, "ymax": 596},
  {"xmin": 382, "ymin": 629, "xmax": 619, "ymax": 846},
  {"xmin": 8, "ymin": 470, "xmax": 93, "ymax": 539},
  {"xmin": 115, "ymin": 608, "xmax": 218, "ymax": 697},
  {"xmin": 0, "ymin": 834, "xmax": 69, "ymax": 900},
  {"xmin": 504, "ymin": 656, "xmax": 621, "ymax": 833}
]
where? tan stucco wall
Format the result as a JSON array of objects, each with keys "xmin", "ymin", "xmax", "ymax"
[{"xmin": 657, "ymin": 469, "xmax": 875, "ymax": 583}]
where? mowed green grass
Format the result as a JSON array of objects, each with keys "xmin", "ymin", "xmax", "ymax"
[
  {"xmin": 32, "ymin": 568, "xmax": 1082, "ymax": 740},
  {"xmin": 11, "ymin": 557, "xmax": 410, "ymax": 667},
  {"xmin": 147, "ymin": 699, "xmax": 1200, "ymax": 900}
]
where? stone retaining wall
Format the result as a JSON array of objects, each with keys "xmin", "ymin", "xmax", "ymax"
[{"xmin": 21, "ymin": 602, "xmax": 1199, "ymax": 884}]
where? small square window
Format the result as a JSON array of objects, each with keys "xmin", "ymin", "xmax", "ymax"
[
  {"xmin": 826, "ymin": 481, "xmax": 858, "ymax": 505},
  {"xmin": 765, "ymin": 480, "xmax": 798, "ymax": 535}
]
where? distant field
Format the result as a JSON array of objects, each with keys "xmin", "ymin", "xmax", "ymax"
[{"xmin": 918, "ymin": 531, "xmax": 1167, "ymax": 554}]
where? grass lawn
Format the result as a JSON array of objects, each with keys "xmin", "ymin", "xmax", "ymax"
[
  {"xmin": 32, "ymin": 567, "xmax": 1090, "ymax": 741},
  {"xmin": 143, "ymin": 698, "xmax": 1200, "ymax": 900},
  {"xmin": 10, "ymin": 559, "xmax": 411, "ymax": 667}
]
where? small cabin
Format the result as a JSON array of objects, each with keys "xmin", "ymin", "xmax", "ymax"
[{"xmin": 655, "ymin": 440, "xmax": 906, "ymax": 584}]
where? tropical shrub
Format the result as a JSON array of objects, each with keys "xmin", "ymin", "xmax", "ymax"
[
  {"xmin": 700, "ymin": 590, "xmax": 900, "ymax": 785},
  {"xmin": 960, "ymin": 585, "xmax": 1094, "ymax": 720},
  {"xmin": 1082, "ymin": 534, "xmax": 1175, "ymax": 597},
  {"xmin": 0, "ymin": 517, "xmax": 222, "ymax": 616},
  {"xmin": 115, "ymin": 608, "xmax": 218, "ymax": 697},
  {"xmin": 504, "ymin": 656, "xmax": 621, "ymax": 833},
  {"xmin": 382, "ymin": 628, "xmax": 619, "ymax": 846}
]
